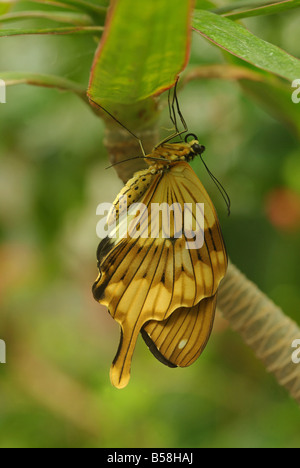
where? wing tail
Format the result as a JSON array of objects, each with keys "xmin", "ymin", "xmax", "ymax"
[{"xmin": 109, "ymin": 320, "xmax": 142, "ymax": 389}]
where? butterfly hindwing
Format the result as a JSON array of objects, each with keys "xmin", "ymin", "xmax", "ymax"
[{"xmin": 141, "ymin": 294, "xmax": 217, "ymax": 368}]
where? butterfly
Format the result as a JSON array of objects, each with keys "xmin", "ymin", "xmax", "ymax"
[{"xmin": 93, "ymin": 135, "xmax": 228, "ymax": 389}]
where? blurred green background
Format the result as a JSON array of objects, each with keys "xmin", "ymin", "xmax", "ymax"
[{"xmin": 1, "ymin": 7, "xmax": 300, "ymax": 448}]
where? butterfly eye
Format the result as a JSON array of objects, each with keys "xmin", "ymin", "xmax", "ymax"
[{"xmin": 192, "ymin": 143, "xmax": 206, "ymax": 155}]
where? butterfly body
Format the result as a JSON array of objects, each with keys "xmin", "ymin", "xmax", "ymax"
[
  {"xmin": 107, "ymin": 139, "xmax": 205, "ymax": 226},
  {"xmin": 93, "ymin": 139, "xmax": 227, "ymax": 388}
]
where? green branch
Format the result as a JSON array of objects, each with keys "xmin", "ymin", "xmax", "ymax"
[
  {"xmin": 0, "ymin": 10, "xmax": 94, "ymax": 26},
  {"xmin": 0, "ymin": 25, "xmax": 102, "ymax": 36}
]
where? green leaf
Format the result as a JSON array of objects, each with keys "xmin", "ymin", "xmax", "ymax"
[
  {"xmin": 30, "ymin": 0, "xmax": 106, "ymax": 16},
  {"xmin": 193, "ymin": 10, "xmax": 300, "ymax": 82},
  {"xmin": 195, "ymin": 0, "xmax": 216, "ymax": 9},
  {"xmin": 224, "ymin": 0, "xmax": 300, "ymax": 20},
  {"xmin": 88, "ymin": 0, "xmax": 194, "ymax": 104},
  {"xmin": 0, "ymin": 11, "xmax": 94, "ymax": 26},
  {"xmin": 54, "ymin": 0, "xmax": 106, "ymax": 15},
  {"xmin": 0, "ymin": 25, "xmax": 102, "ymax": 36},
  {"xmin": 212, "ymin": 0, "xmax": 287, "ymax": 14},
  {"xmin": 0, "ymin": 2, "xmax": 12, "ymax": 16}
]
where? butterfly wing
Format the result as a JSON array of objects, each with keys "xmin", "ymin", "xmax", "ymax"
[
  {"xmin": 93, "ymin": 162, "xmax": 227, "ymax": 388},
  {"xmin": 141, "ymin": 294, "xmax": 217, "ymax": 367}
]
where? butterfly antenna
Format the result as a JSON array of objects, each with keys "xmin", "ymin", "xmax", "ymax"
[
  {"xmin": 89, "ymin": 98, "xmax": 146, "ymax": 157},
  {"xmin": 199, "ymin": 154, "xmax": 231, "ymax": 216}
]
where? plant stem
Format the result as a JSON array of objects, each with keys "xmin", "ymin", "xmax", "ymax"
[
  {"xmin": 217, "ymin": 262, "xmax": 300, "ymax": 404},
  {"xmin": 103, "ymin": 123, "xmax": 159, "ymax": 183}
]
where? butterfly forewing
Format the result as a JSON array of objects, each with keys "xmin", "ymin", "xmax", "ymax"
[{"xmin": 93, "ymin": 152, "xmax": 227, "ymax": 389}]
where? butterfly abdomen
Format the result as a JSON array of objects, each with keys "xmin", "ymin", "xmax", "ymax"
[{"xmin": 107, "ymin": 169, "xmax": 156, "ymax": 225}]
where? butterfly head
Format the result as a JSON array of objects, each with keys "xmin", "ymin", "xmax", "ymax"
[{"xmin": 185, "ymin": 133, "xmax": 205, "ymax": 159}]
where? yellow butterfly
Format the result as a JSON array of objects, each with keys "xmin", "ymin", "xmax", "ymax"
[{"xmin": 93, "ymin": 136, "xmax": 228, "ymax": 389}]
